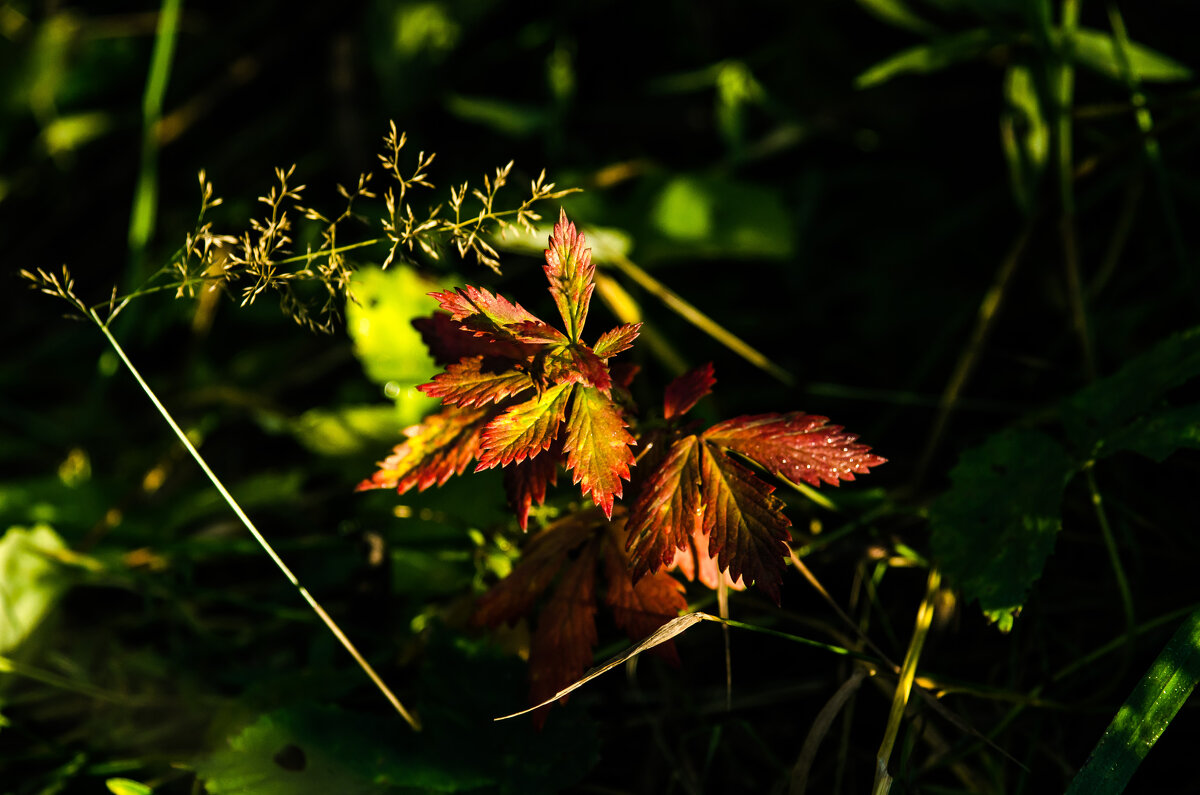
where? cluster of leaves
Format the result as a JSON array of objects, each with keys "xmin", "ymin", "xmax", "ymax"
[{"xmin": 358, "ymin": 210, "xmax": 885, "ymax": 716}]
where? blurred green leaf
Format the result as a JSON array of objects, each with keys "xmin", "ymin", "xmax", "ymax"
[
  {"xmin": 1070, "ymin": 27, "xmax": 1192, "ymax": 83},
  {"xmin": 0, "ymin": 524, "xmax": 71, "ymax": 654},
  {"xmin": 493, "ymin": 221, "xmax": 632, "ymax": 263},
  {"xmin": 644, "ymin": 174, "xmax": 793, "ymax": 261},
  {"xmin": 391, "ymin": 548, "xmax": 472, "ymax": 596},
  {"xmin": 1066, "ymin": 608, "xmax": 1200, "ymax": 793},
  {"xmin": 392, "ymin": 2, "xmax": 461, "ymax": 58},
  {"xmin": 855, "ymin": 0, "xmax": 941, "ymax": 36},
  {"xmin": 1001, "ymin": 63, "xmax": 1049, "ymax": 213},
  {"xmin": 929, "ymin": 430, "xmax": 1077, "ymax": 631},
  {"xmin": 1064, "ymin": 326, "xmax": 1200, "ymax": 454},
  {"xmin": 105, "ymin": 778, "xmax": 153, "ymax": 795},
  {"xmin": 347, "ymin": 264, "xmax": 450, "ymax": 426},
  {"xmin": 445, "ymin": 93, "xmax": 548, "ymax": 138},
  {"xmin": 855, "ymin": 28, "xmax": 1000, "ymax": 89},
  {"xmin": 290, "ymin": 405, "xmax": 412, "ymax": 457}
]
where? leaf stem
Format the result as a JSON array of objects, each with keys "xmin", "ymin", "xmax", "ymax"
[{"xmin": 89, "ymin": 309, "xmax": 421, "ymax": 731}]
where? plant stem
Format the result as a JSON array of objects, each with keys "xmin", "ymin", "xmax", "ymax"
[
  {"xmin": 873, "ymin": 566, "xmax": 941, "ymax": 793},
  {"xmin": 1086, "ymin": 466, "xmax": 1135, "ymax": 637},
  {"xmin": 90, "ymin": 310, "xmax": 421, "ymax": 731}
]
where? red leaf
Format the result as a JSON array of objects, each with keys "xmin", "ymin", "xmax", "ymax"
[
  {"xmin": 356, "ymin": 405, "xmax": 491, "ymax": 494},
  {"xmin": 593, "ymin": 323, "xmax": 641, "ymax": 359},
  {"xmin": 472, "ymin": 511, "xmax": 602, "ymax": 628},
  {"xmin": 476, "ymin": 382, "xmax": 572, "ymax": 470},
  {"xmin": 528, "ymin": 543, "xmax": 599, "ymax": 725},
  {"xmin": 505, "ymin": 449, "xmax": 560, "ymax": 531},
  {"xmin": 699, "ymin": 446, "xmax": 791, "ymax": 604},
  {"xmin": 419, "ymin": 356, "xmax": 535, "ymax": 408},
  {"xmin": 508, "ymin": 320, "xmax": 570, "ymax": 346},
  {"xmin": 543, "ymin": 209, "xmax": 595, "ymax": 342},
  {"xmin": 562, "ymin": 385, "xmax": 635, "ymax": 518},
  {"xmin": 664, "ymin": 362, "xmax": 716, "ymax": 420},
  {"xmin": 430, "ymin": 285, "xmax": 540, "ymax": 327},
  {"xmin": 704, "ymin": 412, "xmax": 887, "ymax": 487},
  {"xmin": 412, "ymin": 312, "xmax": 530, "ymax": 366},
  {"xmin": 603, "ymin": 532, "xmax": 686, "ymax": 665},
  {"xmin": 668, "ymin": 525, "xmax": 747, "ymax": 592},
  {"xmin": 542, "ymin": 344, "xmax": 612, "ymax": 393},
  {"xmin": 625, "ymin": 435, "xmax": 703, "ymax": 580}
]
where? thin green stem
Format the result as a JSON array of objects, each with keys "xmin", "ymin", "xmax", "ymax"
[
  {"xmin": 1086, "ymin": 466, "xmax": 1135, "ymax": 636},
  {"xmin": 89, "ymin": 309, "xmax": 421, "ymax": 731}
]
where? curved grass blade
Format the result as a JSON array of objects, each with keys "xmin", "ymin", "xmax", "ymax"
[{"xmin": 1065, "ymin": 608, "xmax": 1200, "ymax": 794}]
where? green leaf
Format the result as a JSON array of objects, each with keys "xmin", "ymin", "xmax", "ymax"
[
  {"xmin": 194, "ymin": 705, "xmax": 485, "ymax": 794},
  {"xmin": 645, "ymin": 174, "xmax": 794, "ymax": 261},
  {"xmin": 1101, "ymin": 404, "xmax": 1200, "ymax": 463},
  {"xmin": 855, "ymin": 28, "xmax": 999, "ymax": 89},
  {"xmin": 1066, "ymin": 608, "xmax": 1200, "ymax": 793},
  {"xmin": 289, "ymin": 404, "xmax": 414, "ymax": 457},
  {"xmin": 0, "ymin": 524, "xmax": 71, "ymax": 654},
  {"xmin": 854, "ymin": 0, "xmax": 941, "ymax": 37},
  {"xmin": 105, "ymin": 779, "xmax": 153, "ymax": 795},
  {"xmin": 1064, "ymin": 326, "xmax": 1200, "ymax": 453},
  {"xmin": 346, "ymin": 264, "xmax": 448, "ymax": 424},
  {"xmin": 1071, "ymin": 27, "xmax": 1192, "ymax": 83},
  {"xmin": 445, "ymin": 93, "xmax": 549, "ymax": 138},
  {"xmin": 929, "ymin": 430, "xmax": 1077, "ymax": 631}
]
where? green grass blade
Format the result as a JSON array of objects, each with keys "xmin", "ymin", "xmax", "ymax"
[
  {"xmin": 127, "ymin": 0, "xmax": 182, "ymax": 281},
  {"xmin": 1065, "ymin": 608, "xmax": 1200, "ymax": 793}
]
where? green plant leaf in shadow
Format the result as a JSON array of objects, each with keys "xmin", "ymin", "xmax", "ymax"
[
  {"xmin": 929, "ymin": 429, "xmax": 1077, "ymax": 632},
  {"xmin": 854, "ymin": 28, "xmax": 1000, "ymax": 89},
  {"xmin": 1066, "ymin": 608, "xmax": 1200, "ymax": 794},
  {"xmin": 445, "ymin": 94, "xmax": 549, "ymax": 139},
  {"xmin": 1070, "ymin": 27, "xmax": 1192, "ymax": 83},
  {"xmin": 1064, "ymin": 326, "xmax": 1200, "ymax": 454},
  {"xmin": 290, "ymin": 405, "xmax": 415, "ymax": 458},
  {"xmin": 645, "ymin": 174, "xmax": 793, "ymax": 261},
  {"xmin": 1100, "ymin": 404, "xmax": 1200, "ymax": 463}
]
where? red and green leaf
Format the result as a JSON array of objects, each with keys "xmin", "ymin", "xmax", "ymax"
[
  {"xmin": 542, "ymin": 343, "xmax": 612, "ymax": 393},
  {"xmin": 528, "ymin": 544, "xmax": 599, "ymax": 726},
  {"xmin": 704, "ymin": 412, "xmax": 886, "ymax": 487},
  {"xmin": 543, "ymin": 208, "xmax": 596, "ymax": 343},
  {"xmin": 625, "ymin": 435, "xmax": 704, "ymax": 579},
  {"xmin": 562, "ymin": 385, "xmax": 635, "ymax": 518},
  {"xmin": 419, "ymin": 355, "xmax": 535, "ymax": 408},
  {"xmin": 603, "ymin": 534, "xmax": 686, "ymax": 665},
  {"xmin": 356, "ymin": 404, "xmax": 491, "ymax": 494},
  {"xmin": 504, "ymin": 448, "xmax": 560, "ymax": 531},
  {"xmin": 593, "ymin": 323, "xmax": 641, "ymax": 359},
  {"xmin": 699, "ymin": 447, "xmax": 791, "ymax": 604},
  {"xmin": 664, "ymin": 362, "xmax": 716, "ymax": 420},
  {"xmin": 476, "ymin": 382, "xmax": 572, "ymax": 470}
]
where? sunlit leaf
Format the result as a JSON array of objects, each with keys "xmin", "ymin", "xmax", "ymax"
[
  {"xmin": 700, "ymin": 446, "xmax": 791, "ymax": 604},
  {"xmin": 356, "ymin": 405, "xmax": 491, "ymax": 494},
  {"xmin": 626, "ymin": 435, "xmax": 703, "ymax": 579},
  {"xmin": 476, "ymin": 382, "xmax": 571, "ymax": 469},
  {"xmin": 704, "ymin": 412, "xmax": 886, "ymax": 487},
  {"xmin": 592, "ymin": 323, "xmax": 641, "ymax": 359},
  {"xmin": 562, "ymin": 385, "xmax": 635, "ymax": 518},
  {"xmin": 0, "ymin": 524, "xmax": 72, "ymax": 655},
  {"xmin": 543, "ymin": 208, "xmax": 596, "ymax": 342},
  {"xmin": 419, "ymin": 355, "xmax": 535, "ymax": 408},
  {"xmin": 1066, "ymin": 608, "xmax": 1200, "ymax": 793}
]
